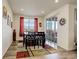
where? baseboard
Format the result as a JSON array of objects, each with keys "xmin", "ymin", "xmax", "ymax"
[{"xmin": 57, "ymin": 45, "xmax": 77, "ymax": 51}]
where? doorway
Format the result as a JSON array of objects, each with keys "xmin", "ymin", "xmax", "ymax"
[{"xmin": 45, "ymin": 17, "xmax": 58, "ymax": 48}]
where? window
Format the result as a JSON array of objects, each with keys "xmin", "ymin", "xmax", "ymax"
[
  {"xmin": 46, "ymin": 21, "xmax": 52, "ymax": 30},
  {"xmin": 24, "ymin": 18, "xmax": 34, "ymax": 32},
  {"xmin": 46, "ymin": 18, "xmax": 58, "ymax": 31}
]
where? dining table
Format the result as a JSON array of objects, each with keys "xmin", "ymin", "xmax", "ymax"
[{"xmin": 23, "ymin": 32, "xmax": 46, "ymax": 49}]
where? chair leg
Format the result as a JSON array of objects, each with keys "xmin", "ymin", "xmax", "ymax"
[
  {"xmin": 40, "ymin": 39, "xmax": 41, "ymax": 46},
  {"xmin": 29, "ymin": 40, "xmax": 30, "ymax": 48},
  {"xmin": 38, "ymin": 40, "xmax": 39, "ymax": 48},
  {"xmin": 25, "ymin": 40, "xmax": 27, "ymax": 49},
  {"xmin": 23, "ymin": 38, "xmax": 25, "ymax": 47},
  {"xmin": 42, "ymin": 39, "xmax": 45, "ymax": 48},
  {"xmin": 34, "ymin": 40, "xmax": 36, "ymax": 49}
]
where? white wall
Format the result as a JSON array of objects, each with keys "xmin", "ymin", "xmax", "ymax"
[
  {"xmin": 68, "ymin": 4, "xmax": 77, "ymax": 50},
  {"xmin": 13, "ymin": 15, "xmax": 44, "ymax": 40},
  {"xmin": 44, "ymin": 4, "xmax": 76, "ymax": 50},
  {"xmin": 2, "ymin": 0, "xmax": 13, "ymax": 56}
]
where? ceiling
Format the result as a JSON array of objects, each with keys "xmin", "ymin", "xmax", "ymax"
[{"xmin": 8, "ymin": 0, "xmax": 77, "ymax": 17}]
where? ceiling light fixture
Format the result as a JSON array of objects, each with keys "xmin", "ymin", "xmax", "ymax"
[
  {"xmin": 55, "ymin": 0, "xmax": 59, "ymax": 3},
  {"xmin": 21, "ymin": 8, "xmax": 24, "ymax": 11},
  {"xmin": 41, "ymin": 11, "xmax": 45, "ymax": 14}
]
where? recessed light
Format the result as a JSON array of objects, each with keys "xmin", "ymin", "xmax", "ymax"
[
  {"xmin": 55, "ymin": 0, "xmax": 59, "ymax": 3},
  {"xmin": 41, "ymin": 11, "xmax": 45, "ymax": 14},
  {"xmin": 20, "ymin": 8, "xmax": 24, "ymax": 11}
]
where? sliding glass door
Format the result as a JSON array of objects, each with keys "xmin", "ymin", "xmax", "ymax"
[
  {"xmin": 46, "ymin": 18, "xmax": 52, "ymax": 42},
  {"xmin": 46, "ymin": 17, "xmax": 57, "ymax": 44}
]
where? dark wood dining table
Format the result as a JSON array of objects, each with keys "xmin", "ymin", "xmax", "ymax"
[{"xmin": 23, "ymin": 32, "xmax": 46, "ymax": 49}]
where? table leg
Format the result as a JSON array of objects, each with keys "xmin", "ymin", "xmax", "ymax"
[
  {"xmin": 33, "ymin": 40, "xmax": 36, "ymax": 49},
  {"xmin": 42, "ymin": 38, "xmax": 45, "ymax": 48},
  {"xmin": 25, "ymin": 39, "xmax": 27, "ymax": 49}
]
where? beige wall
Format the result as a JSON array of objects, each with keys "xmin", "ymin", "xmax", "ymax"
[
  {"xmin": 2, "ymin": 0, "xmax": 13, "ymax": 56},
  {"xmin": 13, "ymin": 15, "xmax": 44, "ymax": 40},
  {"xmin": 44, "ymin": 4, "xmax": 76, "ymax": 50},
  {"xmin": 38, "ymin": 17, "xmax": 44, "ymax": 32},
  {"xmin": 13, "ymin": 16, "xmax": 20, "ymax": 40}
]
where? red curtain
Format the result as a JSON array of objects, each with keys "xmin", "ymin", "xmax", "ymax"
[
  {"xmin": 34, "ymin": 18, "xmax": 38, "ymax": 32},
  {"xmin": 19, "ymin": 16, "xmax": 24, "ymax": 36}
]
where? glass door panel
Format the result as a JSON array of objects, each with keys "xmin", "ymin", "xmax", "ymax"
[{"xmin": 46, "ymin": 17, "xmax": 58, "ymax": 44}]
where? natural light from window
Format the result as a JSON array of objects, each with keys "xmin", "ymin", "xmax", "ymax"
[{"xmin": 24, "ymin": 18, "xmax": 34, "ymax": 32}]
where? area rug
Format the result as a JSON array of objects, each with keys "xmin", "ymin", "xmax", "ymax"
[
  {"xmin": 16, "ymin": 43, "xmax": 56, "ymax": 58},
  {"xmin": 44, "ymin": 44, "xmax": 53, "ymax": 49},
  {"xmin": 16, "ymin": 51, "xmax": 30, "ymax": 58},
  {"xmin": 30, "ymin": 49, "xmax": 51, "ymax": 56}
]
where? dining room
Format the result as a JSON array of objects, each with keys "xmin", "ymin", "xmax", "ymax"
[{"xmin": 2, "ymin": 0, "xmax": 77, "ymax": 59}]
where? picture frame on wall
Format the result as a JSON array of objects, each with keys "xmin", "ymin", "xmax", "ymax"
[
  {"xmin": 3, "ymin": 6, "xmax": 7, "ymax": 19},
  {"xmin": 39, "ymin": 22, "xmax": 42, "ymax": 27},
  {"xmin": 9, "ymin": 17, "xmax": 11, "ymax": 27},
  {"xmin": 3, "ymin": 5, "xmax": 12, "ymax": 28},
  {"xmin": 7, "ymin": 15, "xmax": 10, "ymax": 25},
  {"xmin": 11, "ymin": 22, "xmax": 13, "ymax": 28}
]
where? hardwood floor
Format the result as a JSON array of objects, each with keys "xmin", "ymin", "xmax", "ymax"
[{"xmin": 3, "ymin": 41, "xmax": 77, "ymax": 59}]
